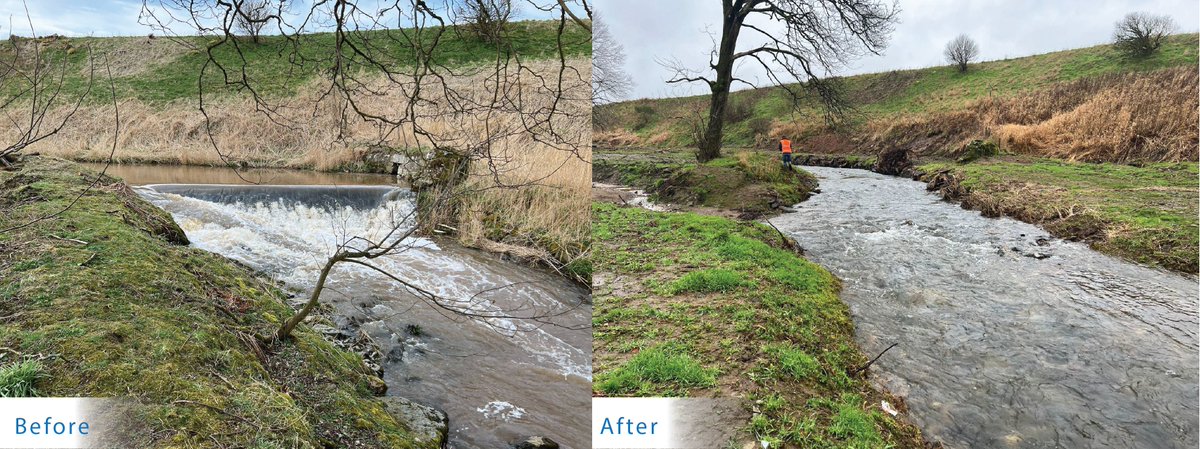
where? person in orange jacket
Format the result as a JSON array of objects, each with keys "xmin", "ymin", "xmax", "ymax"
[{"xmin": 779, "ymin": 137, "xmax": 793, "ymax": 167}]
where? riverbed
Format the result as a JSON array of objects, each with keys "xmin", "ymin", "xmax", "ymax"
[
  {"xmin": 773, "ymin": 166, "xmax": 1198, "ymax": 448},
  {"xmin": 108, "ymin": 164, "xmax": 591, "ymax": 449}
]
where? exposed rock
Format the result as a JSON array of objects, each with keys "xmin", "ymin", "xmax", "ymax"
[
  {"xmin": 382, "ymin": 397, "xmax": 449, "ymax": 448},
  {"xmin": 513, "ymin": 435, "xmax": 560, "ymax": 449}
]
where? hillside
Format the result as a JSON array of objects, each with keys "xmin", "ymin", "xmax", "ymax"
[
  {"xmin": 2, "ymin": 20, "xmax": 590, "ymax": 104},
  {"xmin": 595, "ymin": 33, "xmax": 1198, "ymax": 164}
]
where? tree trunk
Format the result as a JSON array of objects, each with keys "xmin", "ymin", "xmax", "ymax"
[
  {"xmin": 695, "ymin": 5, "xmax": 743, "ymax": 163},
  {"xmin": 277, "ymin": 254, "xmax": 341, "ymax": 340}
]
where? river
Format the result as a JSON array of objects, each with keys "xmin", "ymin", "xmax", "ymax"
[
  {"xmin": 772, "ymin": 166, "xmax": 1198, "ymax": 448},
  {"xmin": 101, "ymin": 164, "xmax": 591, "ymax": 449}
]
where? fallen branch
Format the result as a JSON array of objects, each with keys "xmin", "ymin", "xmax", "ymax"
[{"xmin": 851, "ymin": 342, "xmax": 898, "ymax": 376}]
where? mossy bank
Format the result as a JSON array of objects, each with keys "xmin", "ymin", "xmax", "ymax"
[
  {"xmin": 595, "ymin": 149, "xmax": 817, "ymax": 219},
  {"xmin": 0, "ymin": 157, "xmax": 442, "ymax": 448},
  {"xmin": 592, "ymin": 203, "xmax": 928, "ymax": 448}
]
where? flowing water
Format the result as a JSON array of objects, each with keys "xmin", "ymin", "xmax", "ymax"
[
  {"xmin": 772, "ymin": 167, "xmax": 1198, "ymax": 448},
  {"xmin": 114, "ymin": 165, "xmax": 590, "ymax": 449}
]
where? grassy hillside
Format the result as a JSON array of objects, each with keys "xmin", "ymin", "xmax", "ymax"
[
  {"xmin": 0, "ymin": 158, "xmax": 440, "ymax": 448},
  {"xmin": 596, "ymin": 34, "xmax": 1198, "ymax": 163},
  {"xmin": 3, "ymin": 20, "xmax": 590, "ymax": 104}
]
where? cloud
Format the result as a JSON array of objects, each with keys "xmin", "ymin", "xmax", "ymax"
[{"xmin": 598, "ymin": 0, "xmax": 1200, "ymax": 99}]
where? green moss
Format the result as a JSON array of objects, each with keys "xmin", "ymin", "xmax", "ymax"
[{"xmin": 0, "ymin": 158, "xmax": 433, "ymax": 448}]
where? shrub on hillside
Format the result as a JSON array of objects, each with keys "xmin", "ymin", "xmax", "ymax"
[
  {"xmin": 956, "ymin": 139, "xmax": 998, "ymax": 163},
  {"xmin": 633, "ymin": 104, "xmax": 656, "ymax": 130},
  {"xmin": 1112, "ymin": 12, "xmax": 1175, "ymax": 58},
  {"xmin": 723, "ymin": 97, "xmax": 754, "ymax": 123},
  {"xmin": 747, "ymin": 117, "xmax": 772, "ymax": 144}
]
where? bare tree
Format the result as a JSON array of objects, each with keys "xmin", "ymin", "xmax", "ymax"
[
  {"xmin": 0, "ymin": 3, "xmax": 119, "ymax": 234},
  {"xmin": 944, "ymin": 34, "xmax": 978, "ymax": 73},
  {"xmin": 1113, "ymin": 12, "xmax": 1175, "ymax": 58},
  {"xmin": 591, "ymin": 12, "xmax": 631, "ymax": 105},
  {"xmin": 456, "ymin": 0, "xmax": 515, "ymax": 44},
  {"xmin": 232, "ymin": 0, "xmax": 275, "ymax": 44},
  {"xmin": 665, "ymin": 0, "xmax": 897, "ymax": 162},
  {"xmin": 138, "ymin": 0, "xmax": 594, "ymax": 340},
  {"xmin": 0, "ymin": 30, "xmax": 95, "ymax": 166}
]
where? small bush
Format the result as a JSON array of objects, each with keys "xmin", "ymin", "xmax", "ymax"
[
  {"xmin": 956, "ymin": 139, "xmax": 998, "ymax": 163},
  {"xmin": 0, "ymin": 359, "xmax": 45, "ymax": 397},
  {"xmin": 632, "ymin": 104, "xmax": 656, "ymax": 130},
  {"xmin": 723, "ymin": 97, "xmax": 754, "ymax": 123},
  {"xmin": 668, "ymin": 269, "xmax": 751, "ymax": 294},
  {"xmin": 747, "ymin": 117, "xmax": 772, "ymax": 143},
  {"xmin": 596, "ymin": 346, "xmax": 717, "ymax": 395}
]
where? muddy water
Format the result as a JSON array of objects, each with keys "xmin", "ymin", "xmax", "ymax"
[
  {"xmin": 773, "ymin": 167, "xmax": 1198, "ymax": 449},
  {"xmin": 124, "ymin": 169, "xmax": 590, "ymax": 449},
  {"xmin": 82, "ymin": 162, "xmax": 396, "ymax": 186}
]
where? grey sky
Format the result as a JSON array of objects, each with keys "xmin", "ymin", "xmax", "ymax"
[{"xmin": 598, "ymin": 0, "xmax": 1200, "ymax": 100}]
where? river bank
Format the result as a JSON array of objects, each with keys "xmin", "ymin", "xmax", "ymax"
[
  {"xmin": 0, "ymin": 157, "xmax": 444, "ymax": 448},
  {"xmin": 591, "ymin": 202, "xmax": 929, "ymax": 447},
  {"xmin": 594, "ymin": 148, "xmax": 818, "ymax": 219},
  {"xmin": 916, "ymin": 157, "xmax": 1198, "ymax": 274}
]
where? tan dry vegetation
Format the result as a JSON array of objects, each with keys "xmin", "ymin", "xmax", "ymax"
[
  {"xmin": 864, "ymin": 67, "xmax": 1199, "ymax": 162},
  {"xmin": 84, "ymin": 37, "xmax": 193, "ymax": 78},
  {"xmin": 13, "ymin": 58, "xmax": 592, "ymax": 271}
]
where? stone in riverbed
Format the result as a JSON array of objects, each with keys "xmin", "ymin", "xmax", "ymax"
[
  {"xmin": 382, "ymin": 397, "xmax": 449, "ymax": 448},
  {"xmin": 513, "ymin": 435, "xmax": 560, "ymax": 449}
]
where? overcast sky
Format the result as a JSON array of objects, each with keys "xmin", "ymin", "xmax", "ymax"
[{"xmin": 598, "ymin": 0, "xmax": 1200, "ymax": 99}]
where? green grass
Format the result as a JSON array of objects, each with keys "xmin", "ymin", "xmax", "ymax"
[
  {"xmin": 591, "ymin": 203, "xmax": 925, "ymax": 447},
  {"xmin": 594, "ymin": 150, "xmax": 817, "ymax": 217},
  {"xmin": 667, "ymin": 269, "xmax": 752, "ymax": 294},
  {"xmin": 0, "ymin": 158, "xmax": 435, "ymax": 448},
  {"xmin": 0, "ymin": 359, "xmax": 45, "ymax": 397},
  {"xmin": 919, "ymin": 158, "xmax": 1198, "ymax": 273},
  {"xmin": 2, "ymin": 20, "xmax": 590, "ymax": 104},
  {"xmin": 595, "ymin": 345, "xmax": 718, "ymax": 396},
  {"xmin": 599, "ymin": 33, "xmax": 1198, "ymax": 147}
]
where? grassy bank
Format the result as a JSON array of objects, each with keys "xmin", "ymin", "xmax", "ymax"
[
  {"xmin": 592, "ymin": 203, "xmax": 926, "ymax": 448},
  {"xmin": 595, "ymin": 149, "xmax": 817, "ymax": 218},
  {"xmin": 0, "ymin": 158, "xmax": 439, "ymax": 448},
  {"xmin": 595, "ymin": 34, "xmax": 1198, "ymax": 164},
  {"xmin": 919, "ymin": 158, "xmax": 1199, "ymax": 273}
]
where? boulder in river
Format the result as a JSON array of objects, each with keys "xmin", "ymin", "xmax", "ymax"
[
  {"xmin": 382, "ymin": 397, "xmax": 449, "ymax": 448},
  {"xmin": 512, "ymin": 435, "xmax": 560, "ymax": 449}
]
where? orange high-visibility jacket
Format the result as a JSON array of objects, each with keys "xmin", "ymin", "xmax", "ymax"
[{"xmin": 780, "ymin": 139, "xmax": 793, "ymax": 154}]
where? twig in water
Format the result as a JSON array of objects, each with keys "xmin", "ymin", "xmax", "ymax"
[{"xmin": 851, "ymin": 342, "xmax": 898, "ymax": 376}]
